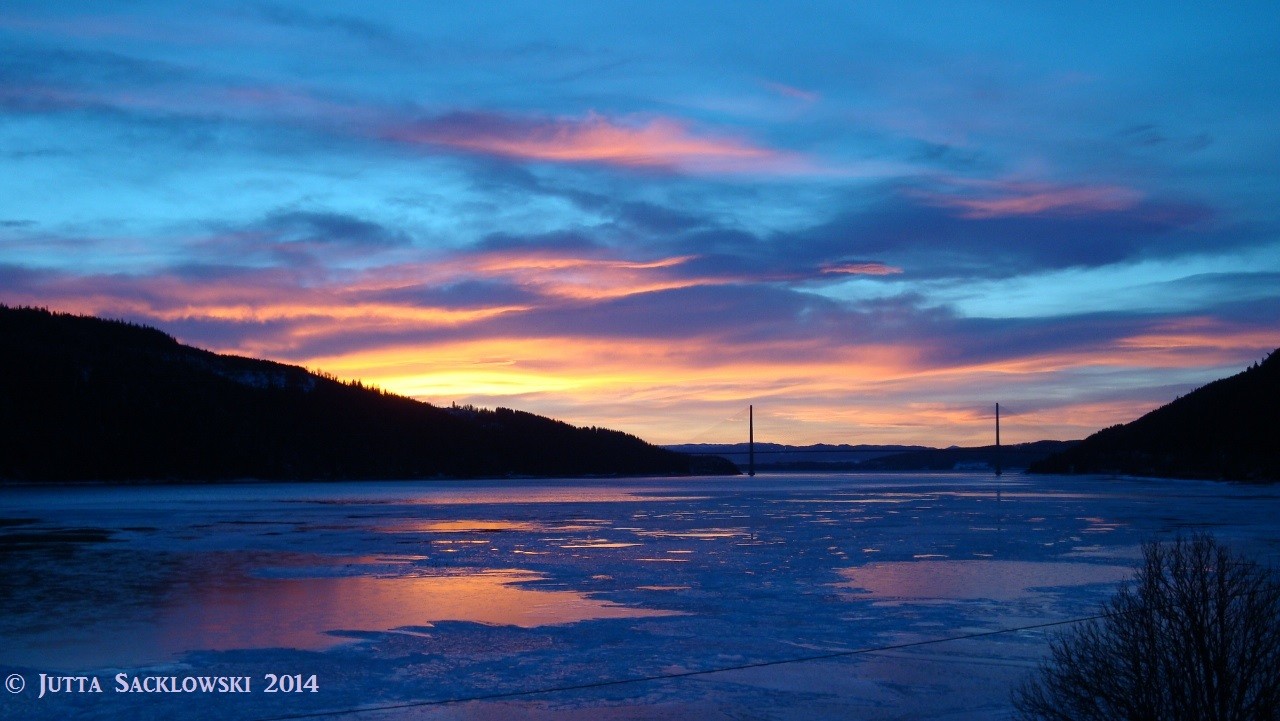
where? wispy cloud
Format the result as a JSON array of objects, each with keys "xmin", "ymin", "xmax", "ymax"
[
  {"xmin": 821, "ymin": 261, "xmax": 903, "ymax": 276},
  {"xmin": 761, "ymin": 80, "xmax": 820, "ymax": 104},
  {"xmin": 248, "ymin": 2, "xmax": 399, "ymax": 45},
  {"xmin": 384, "ymin": 111, "xmax": 803, "ymax": 174},
  {"xmin": 787, "ymin": 190, "xmax": 1230, "ymax": 280},
  {"xmin": 915, "ymin": 180, "xmax": 1144, "ymax": 218}
]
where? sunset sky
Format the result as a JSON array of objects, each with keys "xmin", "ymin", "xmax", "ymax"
[{"xmin": 3, "ymin": 2, "xmax": 1278, "ymax": 446}]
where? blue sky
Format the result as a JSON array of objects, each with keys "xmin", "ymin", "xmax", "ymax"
[{"xmin": 2, "ymin": 1, "xmax": 1278, "ymax": 445}]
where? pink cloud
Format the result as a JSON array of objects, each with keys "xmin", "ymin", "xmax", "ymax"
[
  {"xmin": 385, "ymin": 111, "xmax": 802, "ymax": 173},
  {"xmin": 919, "ymin": 181, "xmax": 1144, "ymax": 219},
  {"xmin": 820, "ymin": 262, "xmax": 903, "ymax": 276},
  {"xmin": 360, "ymin": 250, "xmax": 717, "ymax": 301}
]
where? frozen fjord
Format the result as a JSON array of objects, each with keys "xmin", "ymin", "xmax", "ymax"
[{"xmin": 3, "ymin": 473, "xmax": 1279, "ymax": 720}]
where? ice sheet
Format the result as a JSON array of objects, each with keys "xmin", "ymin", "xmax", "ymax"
[{"xmin": 3, "ymin": 473, "xmax": 1278, "ymax": 720}]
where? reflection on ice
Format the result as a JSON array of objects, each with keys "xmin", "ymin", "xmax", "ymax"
[
  {"xmin": 393, "ymin": 519, "xmax": 545, "ymax": 533},
  {"xmin": 837, "ymin": 560, "xmax": 1133, "ymax": 602},
  {"xmin": 388, "ymin": 519, "xmax": 617, "ymax": 534},
  {"xmin": 4, "ymin": 563, "xmax": 677, "ymax": 669},
  {"xmin": 633, "ymin": 529, "xmax": 747, "ymax": 539},
  {"xmin": 1079, "ymin": 517, "xmax": 1126, "ymax": 533},
  {"xmin": 167, "ymin": 567, "xmax": 675, "ymax": 645}
]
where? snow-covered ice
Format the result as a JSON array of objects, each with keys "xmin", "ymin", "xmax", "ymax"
[{"xmin": 2, "ymin": 473, "xmax": 1278, "ymax": 720}]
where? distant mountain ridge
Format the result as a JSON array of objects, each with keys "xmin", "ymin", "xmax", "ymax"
[
  {"xmin": 668, "ymin": 440, "xmax": 1076, "ymax": 472},
  {"xmin": 665, "ymin": 442, "xmax": 931, "ymax": 465},
  {"xmin": 0, "ymin": 306, "xmax": 737, "ymax": 482},
  {"xmin": 1029, "ymin": 349, "xmax": 1280, "ymax": 482}
]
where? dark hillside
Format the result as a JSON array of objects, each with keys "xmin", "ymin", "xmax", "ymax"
[
  {"xmin": 1029, "ymin": 350, "xmax": 1280, "ymax": 481},
  {"xmin": 0, "ymin": 306, "xmax": 736, "ymax": 482}
]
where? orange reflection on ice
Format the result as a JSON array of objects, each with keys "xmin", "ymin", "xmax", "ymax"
[
  {"xmin": 162, "ymin": 568, "xmax": 675, "ymax": 656},
  {"xmin": 389, "ymin": 520, "xmax": 544, "ymax": 533}
]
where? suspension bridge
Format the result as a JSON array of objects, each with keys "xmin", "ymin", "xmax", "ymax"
[{"xmin": 679, "ymin": 403, "xmax": 1008, "ymax": 477}]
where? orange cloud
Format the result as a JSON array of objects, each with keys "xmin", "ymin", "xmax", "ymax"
[
  {"xmin": 387, "ymin": 112, "xmax": 802, "ymax": 173},
  {"xmin": 1116, "ymin": 317, "xmax": 1280, "ymax": 354},
  {"xmin": 470, "ymin": 252, "xmax": 716, "ymax": 300},
  {"xmin": 357, "ymin": 251, "xmax": 726, "ymax": 301}
]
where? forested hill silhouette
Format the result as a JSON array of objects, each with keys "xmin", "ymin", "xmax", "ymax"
[
  {"xmin": 1029, "ymin": 349, "xmax": 1280, "ymax": 482},
  {"xmin": 0, "ymin": 306, "xmax": 737, "ymax": 483}
]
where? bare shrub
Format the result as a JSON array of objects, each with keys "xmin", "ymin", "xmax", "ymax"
[{"xmin": 1013, "ymin": 534, "xmax": 1280, "ymax": 721}]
